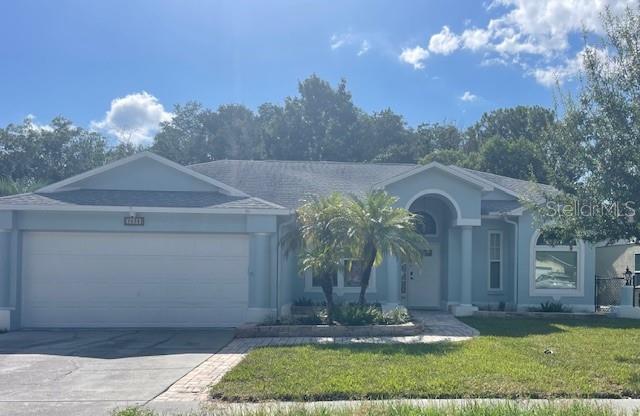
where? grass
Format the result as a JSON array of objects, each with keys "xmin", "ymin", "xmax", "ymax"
[
  {"xmin": 210, "ymin": 318, "xmax": 640, "ymax": 401},
  {"xmin": 112, "ymin": 402, "xmax": 637, "ymax": 416}
]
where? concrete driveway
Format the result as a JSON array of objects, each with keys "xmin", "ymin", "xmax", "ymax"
[{"xmin": 0, "ymin": 328, "xmax": 235, "ymax": 416}]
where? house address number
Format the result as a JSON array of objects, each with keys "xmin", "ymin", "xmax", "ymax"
[{"xmin": 124, "ymin": 216, "xmax": 144, "ymax": 226}]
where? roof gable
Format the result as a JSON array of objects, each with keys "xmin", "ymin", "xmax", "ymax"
[
  {"xmin": 38, "ymin": 152, "xmax": 247, "ymax": 196},
  {"xmin": 373, "ymin": 162, "xmax": 494, "ymax": 192}
]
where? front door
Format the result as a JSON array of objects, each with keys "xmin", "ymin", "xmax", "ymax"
[{"xmin": 406, "ymin": 243, "xmax": 441, "ymax": 308}]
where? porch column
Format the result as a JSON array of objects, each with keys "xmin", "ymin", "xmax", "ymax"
[
  {"xmin": 461, "ymin": 225, "xmax": 472, "ymax": 304},
  {"xmin": 386, "ymin": 255, "xmax": 400, "ymax": 304},
  {"xmin": 450, "ymin": 225, "xmax": 478, "ymax": 317}
]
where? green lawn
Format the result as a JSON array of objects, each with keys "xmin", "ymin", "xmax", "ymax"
[{"xmin": 210, "ymin": 318, "xmax": 640, "ymax": 401}]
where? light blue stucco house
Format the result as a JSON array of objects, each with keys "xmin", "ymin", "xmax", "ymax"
[{"xmin": 0, "ymin": 152, "xmax": 597, "ymax": 330}]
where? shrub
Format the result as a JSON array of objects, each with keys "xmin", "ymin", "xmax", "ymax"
[
  {"xmin": 292, "ymin": 297, "xmax": 316, "ymax": 307},
  {"xmin": 381, "ymin": 306, "xmax": 410, "ymax": 324},
  {"xmin": 333, "ymin": 304, "xmax": 383, "ymax": 325},
  {"xmin": 534, "ymin": 301, "xmax": 572, "ymax": 313}
]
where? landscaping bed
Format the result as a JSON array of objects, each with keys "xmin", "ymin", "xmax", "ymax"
[
  {"xmin": 236, "ymin": 321, "xmax": 423, "ymax": 338},
  {"xmin": 212, "ymin": 317, "xmax": 640, "ymax": 401},
  {"xmin": 238, "ymin": 302, "xmax": 421, "ymax": 337}
]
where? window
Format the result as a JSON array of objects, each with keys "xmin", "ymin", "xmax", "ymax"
[
  {"xmin": 635, "ymin": 253, "xmax": 640, "ymax": 274},
  {"xmin": 531, "ymin": 232, "xmax": 583, "ymax": 295},
  {"xmin": 343, "ymin": 260, "xmax": 363, "ymax": 287},
  {"xmin": 415, "ymin": 211, "xmax": 437, "ymax": 236},
  {"xmin": 488, "ymin": 231, "xmax": 502, "ymax": 290},
  {"xmin": 306, "ymin": 259, "xmax": 375, "ymax": 293}
]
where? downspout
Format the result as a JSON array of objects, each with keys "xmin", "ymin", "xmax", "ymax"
[
  {"xmin": 503, "ymin": 216, "xmax": 519, "ymax": 309},
  {"xmin": 276, "ymin": 215, "xmax": 296, "ymax": 321}
]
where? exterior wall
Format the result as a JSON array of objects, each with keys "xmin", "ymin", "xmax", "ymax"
[
  {"xmin": 67, "ymin": 157, "xmax": 220, "ymax": 192},
  {"xmin": 516, "ymin": 212, "xmax": 596, "ymax": 312},
  {"xmin": 384, "ymin": 168, "xmax": 483, "ymax": 224},
  {"xmin": 470, "ymin": 219, "xmax": 515, "ymax": 308},
  {"xmin": 2, "ymin": 209, "xmax": 280, "ymax": 329},
  {"xmin": 596, "ymin": 243, "xmax": 640, "ymax": 276}
]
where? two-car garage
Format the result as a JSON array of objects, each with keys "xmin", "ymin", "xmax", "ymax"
[{"xmin": 20, "ymin": 232, "xmax": 250, "ymax": 328}]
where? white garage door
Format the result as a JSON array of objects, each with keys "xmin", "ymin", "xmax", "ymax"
[{"xmin": 21, "ymin": 232, "xmax": 249, "ymax": 328}]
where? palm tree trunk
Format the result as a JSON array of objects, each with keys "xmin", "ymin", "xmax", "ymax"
[
  {"xmin": 320, "ymin": 274, "xmax": 335, "ymax": 325},
  {"xmin": 358, "ymin": 248, "xmax": 377, "ymax": 305}
]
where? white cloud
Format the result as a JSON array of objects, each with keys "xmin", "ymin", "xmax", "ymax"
[
  {"xmin": 330, "ymin": 32, "xmax": 373, "ymax": 57},
  {"xmin": 419, "ymin": 0, "xmax": 636, "ymax": 86},
  {"xmin": 330, "ymin": 33, "xmax": 350, "ymax": 50},
  {"xmin": 460, "ymin": 91, "xmax": 478, "ymax": 102},
  {"xmin": 460, "ymin": 28, "xmax": 492, "ymax": 51},
  {"xmin": 428, "ymin": 26, "xmax": 460, "ymax": 55},
  {"xmin": 531, "ymin": 46, "xmax": 611, "ymax": 87},
  {"xmin": 91, "ymin": 91, "xmax": 172, "ymax": 145},
  {"xmin": 357, "ymin": 40, "xmax": 371, "ymax": 56},
  {"xmin": 399, "ymin": 46, "xmax": 429, "ymax": 69}
]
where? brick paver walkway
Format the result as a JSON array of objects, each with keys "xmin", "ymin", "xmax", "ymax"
[{"xmin": 153, "ymin": 311, "xmax": 478, "ymax": 402}]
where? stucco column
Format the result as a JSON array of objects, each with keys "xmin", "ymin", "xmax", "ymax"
[
  {"xmin": 450, "ymin": 225, "xmax": 478, "ymax": 317},
  {"xmin": 251, "ymin": 233, "xmax": 272, "ymax": 309},
  {"xmin": 0, "ymin": 230, "xmax": 10, "ymax": 307},
  {"xmin": 386, "ymin": 254, "xmax": 400, "ymax": 304},
  {"xmin": 461, "ymin": 225, "xmax": 473, "ymax": 304}
]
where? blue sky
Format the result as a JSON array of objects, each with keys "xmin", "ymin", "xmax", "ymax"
[{"xmin": 0, "ymin": 0, "xmax": 634, "ymax": 144}]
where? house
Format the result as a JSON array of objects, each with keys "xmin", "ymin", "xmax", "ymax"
[{"xmin": 0, "ymin": 152, "xmax": 597, "ymax": 330}]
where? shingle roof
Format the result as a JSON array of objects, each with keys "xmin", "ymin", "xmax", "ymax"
[
  {"xmin": 190, "ymin": 159, "xmax": 554, "ymax": 209},
  {"xmin": 0, "ymin": 189, "xmax": 282, "ymax": 210},
  {"xmin": 189, "ymin": 160, "xmax": 417, "ymax": 209},
  {"xmin": 458, "ymin": 167, "xmax": 556, "ymax": 202}
]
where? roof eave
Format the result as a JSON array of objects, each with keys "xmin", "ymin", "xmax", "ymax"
[{"xmin": 0, "ymin": 204, "xmax": 293, "ymax": 216}]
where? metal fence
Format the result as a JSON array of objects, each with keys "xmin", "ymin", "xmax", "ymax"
[{"xmin": 595, "ymin": 275, "xmax": 627, "ymax": 311}]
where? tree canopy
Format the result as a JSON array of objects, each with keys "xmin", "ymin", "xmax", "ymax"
[
  {"xmin": 535, "ymin": 6, "xmax": 640, "ymax": 243},
  {"xmin": 1, "ymin": 76, "xmax": 561, "ymax": 195}
]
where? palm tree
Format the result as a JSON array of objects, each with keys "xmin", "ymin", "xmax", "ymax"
[
  {"xmin": 346, "ymin": 190, "xmax": 429, "ymax": 305},
  {"xmin": 281, "ymin": 193, "xmax": 351, "ymax": 324}
]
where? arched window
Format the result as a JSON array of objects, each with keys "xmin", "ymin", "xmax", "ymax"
[
  {"xmin": 532, "ymin": 232, "xmax": 582, "ymax": 294},
  {"xmin": 415, "ymin": 211, "xmax": 437, "ymax": 236}
]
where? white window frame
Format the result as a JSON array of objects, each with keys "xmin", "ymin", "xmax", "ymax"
[
  {"xmin": 488, "ymin": 231, "xmax": 503, "ymax": 291},
  {"xmin": 529, "ymin": 230, "xmax": 585, "ymax": 297},
  {"xmin": 305, "ymin": 259, "xmax": 377, "ymax": 295}
]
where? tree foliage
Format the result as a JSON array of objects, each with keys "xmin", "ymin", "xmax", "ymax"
[
  {"xmin": 536, "ymin": 6, "xmax": 640, "ymax": 243},
  {"xmin": 1, "ymin": 76, "xmax": 561, "ymax": 196},
  {"xmin": 345, "ymin": 191, "xmax": 429, "ymax": 304}
]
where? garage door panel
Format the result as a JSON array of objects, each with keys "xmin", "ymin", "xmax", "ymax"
[
  {"xmin": 24, "ymin": 232, "xmax": 249, "ymax": 257},
  {"xmin": 22, "ymin": 232, "xmax": 250, "ymax": 327}
]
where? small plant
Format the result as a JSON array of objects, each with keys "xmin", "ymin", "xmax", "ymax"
[
  {"xmin": 292, "ymin": 297, "xmax": 315, "ymax": 307},
  {"xmin": 296, "ymin": 313, "xmax": 323, "ymax": 325},
  {"xmin": 333, "ymin": 303, "xmax": 383, "ymax": 325},
  {"xmin": 381, "ymin": 306, "xmax": 410, "ymax": 324},
  {"xmin": 498, "ymin": 301, "xmax": 506, "ymax": 311},
  {"xmin": 534, "ymin": 301, "xmax": 572, "ymax": 313}
]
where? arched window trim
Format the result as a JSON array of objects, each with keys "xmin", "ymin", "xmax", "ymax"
[
  {"xmin": 414, "ymin": 210, "xmax": 438, "ymax": 237},
  {"xmin": 529, "ymin": 230, "xmax": 585, "ymax": 298}
]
